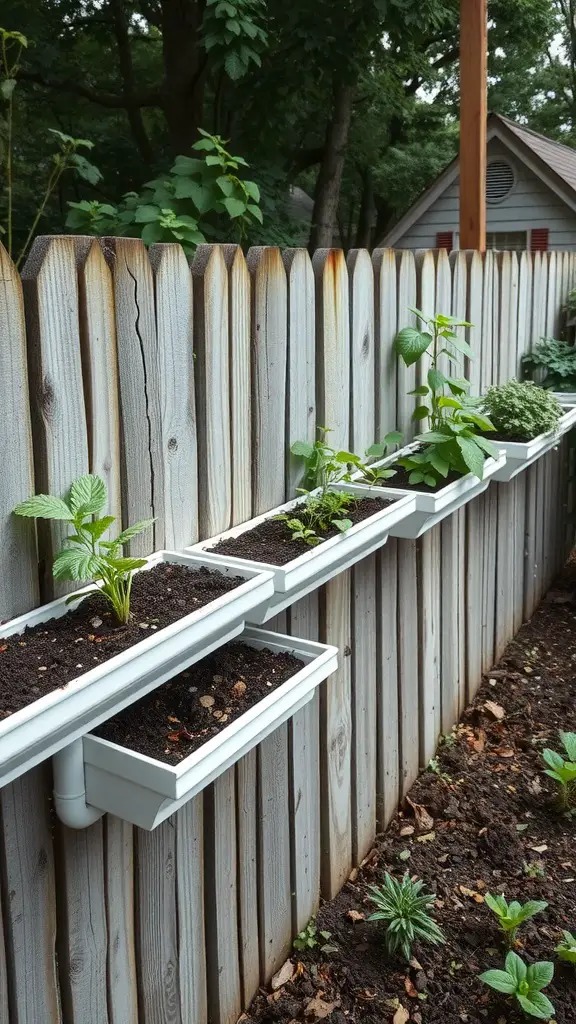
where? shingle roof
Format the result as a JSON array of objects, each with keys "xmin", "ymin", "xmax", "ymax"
[{"xmin": 494, "ymin": 114, "xmax": 576, "ymax": 196}]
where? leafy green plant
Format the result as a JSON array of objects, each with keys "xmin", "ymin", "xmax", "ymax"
[
  {"xmin": 542, "ymin": 731, "xmax": 576, "ymax": 810},
  {"xmin": 555, "ymin": 929, "xmax": 576, "ymax": 964},
  {"xmin": 482, "ymin": 380, "xmax": 562, "ymax": 442},
  {"xmin": 1, "ymin": 27, "xmax": 101, "ymax": 267},
  {"xmin": 279, "ymin": 429, "xmax": 362, "ymax": 545},
  {"xmin": 13, "ymin": 475, "xmax": 154, "ymax": 625},
  {"xmin": 366, "ymin": 872, "xmax": 445, "ymax": 961},
  {"xmin": 484, "ymin": 893, "xmax": 548, "ymax": 946},
  {"xmin": 202, "ymin": 0, "xmax": 268, "ymax": 81},
  {"xmin": 293, "ymin": 918, "xmax": 332, "ymax": 952},
  {"xmin": 479, "ymin": 951, "xmax": 555, "ymax": 1020},
  {"xmin": 66, "ymin": 130, "xmax": 262, "ymax": 253},
  {"xmin": 357, "ymin": 431, "xmax": 404, "ymax": 484},
  {"xmin": 393, "ymin": 309, "xmax": 497, "ymax": 485},
  {"xmin": 522, "ymin": 337, "xmax": 576, "ymax": 393}
]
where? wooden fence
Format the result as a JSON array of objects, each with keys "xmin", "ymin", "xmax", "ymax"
[{"xmin": 0, "ymin": 238, "xmax": 573, "ymax": 1024}]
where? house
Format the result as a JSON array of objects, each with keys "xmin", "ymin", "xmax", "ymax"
[{"xmin": 380, "ymin": 113, "xmax": 576, "ymax": 252}]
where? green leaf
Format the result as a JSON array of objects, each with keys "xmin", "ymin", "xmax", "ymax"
[
  {"xmin": 82, "ymin": 516, "xmax": 115, "ymax": 541},
  {"xmin": 384, "ymin": 431, "xmax": 403, "ymax": 446},
  {"xmin": 543, "ymin": 748, "xmax": 564, "ymax": 771},
  {"xmin": 13, "ymin": 494, "xmax": 74, "ymax": 521},
  {"xmin": 526, "ymin": 961, "xmax": 554, "ymax": 990},
  {"xmin": 141, "ymin": 222, "xmax": 165, "ymax": 245},
  {"xmin": 517, "ymin": 991, "xmax": 556, "ymax": 1020},
  {"xmin": 107, "ymin": 557, "xmax": 147, "ymax": 573},
  {"xmin": 412, "ymin": 406, "xmax": 430, "ymax": 421},
  {"xmin": 517, "ymin": 901, "xmax": 548, "ymax": 923},
  {"xmin": 479, "ymin": 969, "xmax": 517, "ymax": 995},
  {"xmin": 429, "ymin": 451, "xmax": 450, "ymax": 477},
  {"xmin": 134, "ymin": 204, "xmax": 161, "ymax": 224},
  {"xmin": 428, "ymin": 367, "xmax": 447, "ymax": 391},
  {"xmin": 0, "ymin": 79, "xmax": 17, "ymax": 100},
  {"xmin": 224, "ymin": 50, "xmax": 246, "ymax": 80},
  {"xmin": 216, "ymin": 175, "xmax": 235, "ymax": 197},
  {"xmin": 447, "ymin": 334, "xmax": 474, "ymax": 360},
  {"xmin": 414, "ymin": 430, "xmax": 451, "ymax": 444},
  {"xmin": 473, "ymin": 434, "xmax": 499, "ymax": 457},
  {"xmin": 456, "ymin": 437, "xmax": 485, "ymax": 479},
  {"xmin": 244, "ymin": 180, "xmax": 260, "ymax": 202},
  {"xmin": 115, "ymin": 518, "xmax": 156, "ymax": 547},
  {"xmin": 332, "ymin": 519, "xmax": 352, "ymax": 533},
  {"xmin": 291, "ymin": 441, "xmax": 315, "ymax": 459},
  {"xmin": 560, "ymin": 731, "xmax": 576, "ymax": 761},
  {"xmin": 408, "ymin": 385, "xmax": 429, "ymax": 396},
  {"xmin": 52, "ymin": 549, "xmax": 101, "ymax": 582},
  {"xmin": 394, "ymin": 327, "xmax": 431, "ymax": 367},
  {"xmin": 68, "ymin": 475, "xmax": 107, "ymax": 518},
  {"xmin": 222, "ymin": 196, "xmax": 247, "ymax": 218},
  {"xmin": 505, "ymin": 951, "xmax": 527, "ymax": 985},
  {"xmin": 173, "ymin": 178, "xmax": 213, "ymax": 213},
  {"xmin": 171, "ymin": 156, "xmax": 207, "ymax": 176},
  {"xmin": 247, "ymin": 203, "xmax": 263, "ymax": 223}
]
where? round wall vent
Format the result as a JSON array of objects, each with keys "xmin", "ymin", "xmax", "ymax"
[{"xmin": 486, "ymin": 161, "xmax": 515, "ymax": 203}]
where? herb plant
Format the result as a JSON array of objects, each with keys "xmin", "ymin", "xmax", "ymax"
[
  {"xmin": 358, "ymin": 432, "xmax": 404, "ymax": 484},
  {"xmin": 366, "ymin": 872, "xmax": 445, "ymax": 961},
  {"xmin": 279, "ymin": 430, "xmax": 360, "ymax": 546},
  {"xmin": 485, "ymin": 893, "xmax": 548, "ymax": 946},
  {"xmin": 394, "ymin": 309, "xmax": 497, "ymax": 486},
  {"xmin": 522, "ymin": 337, "xmax": 576, "ymax": 392},
  {"xmin": 479, "ymin": 951, "xmax": 555, "ymax": 1020},
  {"xmin": 555, "ymin": 929, "xmax": 576, "ymax": 964},
  {"xmin": 293, "ymin": 919, "xmax": 332, "ymax": 951},
  {"xmin": 13, "ymin": 475, "xmax": 154, "ymax": 625},
  {"xmin": 482, "ymin": 380, "xmax": 561, "ymax": 441},
  {"xmin": 542, "ymin": 731, "xmax": 576, "ymax": 809}
]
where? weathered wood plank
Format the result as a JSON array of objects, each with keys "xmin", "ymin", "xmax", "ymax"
[
  {"xmin": 105, "ymin": 818, "xmax": 138, "ymax": 1024},
  {"xmin": 397, "ymin": 539, "xmax": 419, "ymax": 792},
  {"xmin": 192, "ymin": 245, "xmax": 231, "ymax": 539},
  {"xmin": 149, "ymin": 243, "xmax": 197, "ymax": 549},
  {"xmin": 222, "ymin": 245, "xmax": 252, "ymax": 526},
  {"xmin": 0, "ymin": 767, "xmax": 61, "ymax": 1023},
  {"xmin": 257, "ymin": 726, "xmax": 292, "ymax": 980},
  {"xmin": 21, "ymin": 236, "xmax": 89, "ymax": 596},
  {"xmin": 376, "ymin": 539, "xmax": 399, "ymax": 828},
  {"xmin": 419, "ymin": 526, "xmax": 441, "ymax": 763},
  {"xmin": 373, "ymin": 248, "xmax": 398, "ymax": 441},
  {"xmin": 284, "ymin": 248, "xmax": 316, "ymax": 493},
  {"xmin": 247, "ymin": 247, "xmax": 288, "ymax": 514},
  {"xmin": 0, "ymin": 242, "xmax": 37, "ymax": 619},
  {"xmin": 136, "ymin": 824, "xmax": 180, "ymax": 1024},
  {"xmin": 176, "ymin": 798, "xmax": 207, "ymax": 1024},
  {"xmin": 236, "ymin": 752, "xmax": 260, "ymax": 1002},
  {"xmin": 204, "ymin": 770, "xmax": 241, "ymax": 1024},
  {"xmin": 396, "ymin": 251, "xmax": 417, "ymax": 437},
  {"xmin": 102, "ymin": 238, "xmax": 162, "ymax": 553}
]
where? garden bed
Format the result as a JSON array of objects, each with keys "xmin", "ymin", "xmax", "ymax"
[{"xmin": 243, "ymin": 564, "xmax": 576, "ymax": 1024}]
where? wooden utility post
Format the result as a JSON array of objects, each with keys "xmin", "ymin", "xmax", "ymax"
[{"xmin": 459, "ymin": 0, "xmax": 487, "ymax": 251}]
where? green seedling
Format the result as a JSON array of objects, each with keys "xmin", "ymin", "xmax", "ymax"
[
  {"xmin": 542, "ymin": 731, "xmax": 576, "ymax": 809},
  {"xmin": 523, "ymin": 861, "xmax": 546, "ymax": 880},
  {"xmin": 485, "ymin": 893, "xmax": 548, "ymax": 946},
  {"xmin": 555, "ymin": 929, "xmax": 576, "ymax": 964},
  {"xmin": 293, "ymin": 919, "xmax": 332, "ymax": 952},
  {"xmin": 13, "ymin": 474, "xmax": 154, "ymax": 625},
  {"xmin": 280, "ymin": 429, "xmax": 360, "ymax": 545},
  {"xmin": 359, "ymin": 431, "xmax": 404, "ymax": 484},
  {"xmin": 366, "ymin": 872, "xmax": 445, "ymax": 961},
  {"xmin": 480, "ymin": 951, "xmax": 555, "ymax": 1020}
]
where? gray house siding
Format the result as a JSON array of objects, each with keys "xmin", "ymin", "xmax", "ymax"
[{"xmin": 395, "ymin": 138, "xmax": 576, "ymax": 250}]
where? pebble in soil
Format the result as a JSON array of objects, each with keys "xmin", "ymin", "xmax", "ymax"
[
  {"xmin": 0, "ymin": 564, "xmax": 244, "ymax": 717},
  {"xmin": 241, "ymin": 564, "xmax": 576, "ymax": 1023}
]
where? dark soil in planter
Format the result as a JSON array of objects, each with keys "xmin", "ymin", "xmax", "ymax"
[
  {"xmin": 484, "ymin": 429, "xmax": 549, "ymax": 443},
  {"xmin": 0, "ymin": 564, "xmax": 244, "ymax": 717},
  {"xmin": 374, "ymin": 464, "xmax": 465, "ymax": 494},
  {"xmin": 94, "ymin": 640, "xmax": 303, "ymax": 764},
  {"xmin": 243, "ymin": 564, "xmax": 576, "ymax": 1024},
  {"xmin": 207, "ymin": 496, "xmax": 393, "ymax": 566}
]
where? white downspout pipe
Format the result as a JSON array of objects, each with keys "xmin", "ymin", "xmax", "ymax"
[{"xmin": 52, "ymin": 739, "xmax": 104, "ymax": 829}]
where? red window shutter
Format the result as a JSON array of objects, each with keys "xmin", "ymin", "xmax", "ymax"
[
  {"xmin": 530, "ymin": 228, "xmax": 549, "ymax": 252},
  {"xmin": 436, "ymin": 231, "xmax": 454, "ymax": 251}
]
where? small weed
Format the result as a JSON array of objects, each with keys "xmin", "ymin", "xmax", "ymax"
[
  {"xmin": 366, "ymin": 872, "xmax": 445, "ymax": 961},
  {"xmin": 523, "ymin": 860, "xmax": 546, "ymax": 880},
  {"xmin": 485, "ymin": 893, "xmax": 548, "ymax": 947},
  {"xmin": 480, "ymin": 951, "xmax": 555, "ymax": 1019},
  {"xmin": 427, "ymin": 758, "xmax": 452, "ymax": 782},
  {"xmin": 293, "ymin": 919, "xmax": 333, "ymax": 952}
]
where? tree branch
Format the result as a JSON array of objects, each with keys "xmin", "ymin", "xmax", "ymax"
[{"xmin": 18, "ymin": 70, "xmax": 162, "ymax": 110}]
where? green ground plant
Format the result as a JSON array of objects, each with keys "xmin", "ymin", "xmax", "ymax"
[
  {"xmin": 522, "ymin": 337, "xmax": 576, "ymax": 393},
  {"xmin": 366, "ymin": 872, "xmax": 445, "ymax": 961},
  {"xmin": 555, "ymin": 929, "xmax": 576, "ymax": 964},
  {"xmin": 278, "ymin": 430, "xmax": 360, "ymax": 546},
  {"xmin": 484, "ymin": 893, "xmax": 548, "ymax": 947},
  {"xmin": 13, "ymin": 475, "xmax": 154, "ymax": 625},
  {"xmin": 542, "ymin": 731, "xmax": 576, "ymax": 810},
  {"xmin": 479, "ymin": 951, "xmax": 555, "ymax": 1020}
]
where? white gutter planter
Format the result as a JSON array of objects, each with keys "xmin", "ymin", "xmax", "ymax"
[
  {"xmin": 185, "ymin": 491, "xmax": 417, "ymax": 621},
  {"xmin": 491, "ymin": 426, "xmax": 567, "ymax": 483},
  {"xmin": 557, "ymin": 404, "xmax": 576, "ymax": 435},
  {"xmin": 0, "ymin": 552, "xmax": 274, "ymax": 789},
  {"xmin": 552, "ymin": 392, "xmax": 576, "ymax": 408},
  {"xmin": 76, "ymin": 628, "xmax": 338, "ymax": 830},
  {"xmin": 330, "ymin": 444, "xmax": 507, "ymax": 539}
]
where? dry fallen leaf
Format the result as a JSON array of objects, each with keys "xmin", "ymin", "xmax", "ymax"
[
  {"xmin": 530, "ymin": 844, "xmax": 548, "ymax": 854},
  {"xmin": 347, "ymin": 909, "xmax": 365, "ymax": 922},
  {"xmin": 232, "ymin": 681, "xmax": 247, "ymax": 696},
  {"xmin": 271, "ymin": 959, "xmax": 295, "ymax": 991},
  {"xmin": 471, "ymin": 729, "xmax": 486, "ymax": 753},
  {"xmin": 304, "ymin": 996, "xmax": 341, "ymax": 1019},
  {"xmin": 400, "ymin": 825, "xmax": 415, "ymax": 837},
  {"xmin": 404, "ymin": 976, "xmax": 419, "ymax": 998},
  {"xmin": 393, "ymin": 1006, "xmax": 410, "ymax": 1024},
  {"xmin": 406, "ymin": 796, "xmax": 434, "ymax": 832},
  {"xmin": 483, "ymin": 700, "xmax": 505, "ymax": 720},
  {"xmin": 491, "ymin": 747, "xmax": 515, "ymax": 758},
  {"xmin": 416, "ymin": 832, "xmax": 436, "ymax": 844},
  {"xmin": 459, "ymin": 885, "xmax": 485, "ymax": 903},
  {"xmin": 200, "ymin": 694, "xmax": 215, "ymax": 708}
]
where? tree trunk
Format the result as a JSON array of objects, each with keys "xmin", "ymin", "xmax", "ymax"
[
  {"xmin": 309, "ymin": 78, "xmax": 355, "ymax": 251},
  {"xmin": 160, "ymin": 0, "xmax": 207, "ymax": 154},
  {"xmin": 111, "ymin": 0, "xmax": 154, "ymax": 165},
  {"xmin": 354, "ymin": 168, "xmax": 375, "ymax": 249}
]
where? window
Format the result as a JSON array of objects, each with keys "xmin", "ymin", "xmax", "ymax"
[
  {"xmin": 486, "ymin": 161, "xmax": 515, "ymax": 203},
  {"xmin": 486, "ymin": 231, "xmax": 528, "ymax": 252}
]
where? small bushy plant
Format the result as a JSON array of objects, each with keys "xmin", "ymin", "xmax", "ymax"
[
  {"xmin": 13, "ymin": 475, "xmax": 154, "ymax": 624},
  {"xmin": 522, "ymin": 337, "xmax": 576, "ymax": 392},
  {"xmin": 279, "ymin": 429, "xmax": 360, "ymax": 545},
  {"xmin": 542, "ymin": 731, "xmax": 576, "ymax": 810},
  {"xmin": 485, "ymin": 893, "xmax": 548, "ymax": 946},
  {"xmin": 293, "ymin": 918, "xmax": 332, "ymax": 951},
  {"xmin": 482, "ymin": 380, "xmax": 561, "ymax": 441},
  {"xmin": 366, "ymin": 872, "xmax": 445, "ymax": 961},
  {"xmin": 479, "ymin": 951, "xmax": 555, "ymax": 1020}
]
